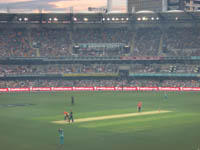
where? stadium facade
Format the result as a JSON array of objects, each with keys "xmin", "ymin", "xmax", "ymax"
[
  {"xmin": 128, "ymin": 0, "xmax": 164, "ymax": 12},
  {"xmin": 127, "ymin": 0, "xmax": 187, "ymax": 12},
  {"xmin": 185, "ymin": 0, "xmax": 200, "ymax": 11},
  {"xmin": 0, "ymin": 12, "xmax": 200, "ymax": 89}
]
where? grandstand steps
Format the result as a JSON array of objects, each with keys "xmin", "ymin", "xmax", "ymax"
[
  {"xmin": 158, "ymin": 32, "xmax": 164, "ymax": 55},
  {"xmin": 130, "ymin": 30, "xmax": 136, "ymax": 54},
  {"xmin": 68, "ymin": 31, "xmax": 73, "ymax": 54},
  {"xmin": 36, "ymin": 48, "xmax": 40, "ymax": 57},
  {"xmin": 27, "ymin": 30, "xmax": 33, "ymax": 48}
]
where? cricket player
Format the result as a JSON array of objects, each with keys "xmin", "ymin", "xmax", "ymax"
[
  {"xmin": 71, "ymin": 96, "xmax": 74, "ymax": 105},
  {"xmin": 164, "ymin": 91, "xmax": 168, "ymax": 100},
  {"xmin": 58, "ymin": 128, "xmax": 64, "ymax": 150},
  {"xmin": 137, "ymin": 101, "xmax": 142, "ymax": 112},
  {"xmin": 69, "ymin": 110, "xmax": 74, "ymax": 123},
  {"xmin": 64, "ymin": 111, "xmax": 69, "ymax": 122}
]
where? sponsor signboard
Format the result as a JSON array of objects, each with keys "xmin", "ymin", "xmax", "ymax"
[{"xmin": 0, "ymin": 87, "xmax": 200, "ymax": 92}]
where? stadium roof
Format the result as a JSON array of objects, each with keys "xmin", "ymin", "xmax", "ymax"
[
  {"xmin": 0, "ymin": 11, "xmax": 200, "ymax": 23},
  {"xmin": 166, "ymin": 10, "xmax": 184, "ymax": 13},
  {"xmin": 136, "ymin": 10, "xmax": 155, "ymax": 14}
]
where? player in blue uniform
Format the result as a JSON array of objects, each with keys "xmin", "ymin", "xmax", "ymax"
[
  {"xmin": 164, "ymin": 91, "xmax": 168, "ymax": 100},
  {"xmin": 58, "ymin": 128, "xmax": 64, "ymax": 150}
]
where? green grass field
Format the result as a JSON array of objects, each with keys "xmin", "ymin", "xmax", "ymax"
[{"xmin": 0, "ymin": 91, "xmax": 200, "ymax": 150}]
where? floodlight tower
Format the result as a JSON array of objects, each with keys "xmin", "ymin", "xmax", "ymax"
[
  {"xmin": 126, "ymin": 0, "xmax": 129, "ymax": 13},
  {"xmin": 38, "ymin": 7, "xmax": 43, "ymax": 13},
  {"xmin": 6, "ymin": 6, "xmax": 10, "ymax": 13},
  {"xmin": 69, "ymin": 7, "xmax": 74, "ymax": 13},
  {"xmin": 107, "ymin": 0, "xmax": 112, "ymax": 12}
]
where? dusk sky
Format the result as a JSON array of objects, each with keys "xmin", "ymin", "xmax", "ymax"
[{"xmin": 0, "ymin": 0, "xmax": 127, "ymax": 13}]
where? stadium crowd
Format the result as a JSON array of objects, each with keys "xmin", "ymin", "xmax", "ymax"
[
  {"xmin": 0, "ymin": 64, "xmax": 199, "ymax": 76},
  {"xmin": 0, "ymin": 27, "xmax": 199, "ymax": 89},
  {"xmin": 31, "ymin": 28, "xmax": 72, "ymax": 57},
  {"xmin": 130, "ymin": 64, "xmax": 199, "ymax": 73},
  {"xmin": 0, "ymin": 27, "xmax": 200, "ymax": 57},
  {"xmin": 162, "ymin": 28, "xmax": 200, "ymax": 56},
  {"xmin": 0, "ymin": 79, "xmax": 199, "ymax": 88},
  {"xmin": 72, "ymin": 28, "xmax": 130, "ymax": 44},
  {"xmin": 0, "ymin": 29, "xmax": 36, "ymax": 57},
  {"xmin": 0, "ymin": 64, "xmax": 117, "ymax": 76},
  {"xmin": 134, "ymin": 28, "xmax": 161, "ymax": 56}
]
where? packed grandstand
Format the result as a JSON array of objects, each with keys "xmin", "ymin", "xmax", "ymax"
[{"xmin": 0, "ymin": 12, "xmax": 200, "ymax": 89}]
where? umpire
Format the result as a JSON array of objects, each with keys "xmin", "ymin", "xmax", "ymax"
[
  {"xmin": 69, "ymin": 110, "xmax": 74, "ymax": 123},
  {"xmin": 71, "ymin": 96, "xmax": 74, "ymax": 105}
]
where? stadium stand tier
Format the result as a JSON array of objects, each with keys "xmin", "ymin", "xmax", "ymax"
[{"xmin": 0, "ymin": 12, "xmax": 200, "ymax": 88}]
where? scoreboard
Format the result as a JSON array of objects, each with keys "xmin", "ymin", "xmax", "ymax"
[
  {"xmin": 127, "ymin": 0, "xmax": 186, "ymax": 12},
  {"xmin": 128, "ymin": 0, "xmax": 163, "ymax": 12},
  {"xmin": 167, "ymin": 0, "xmax": 185, "ymax": 10}
]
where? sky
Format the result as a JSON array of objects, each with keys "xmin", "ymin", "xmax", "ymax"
[{"xmin": 0, "ymin": 0, "xmax": 127, "ymax": 13}]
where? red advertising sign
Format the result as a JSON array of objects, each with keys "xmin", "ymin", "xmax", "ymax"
[
  {"xmin": 158, "ymin": 87, "xmax": 180, "ymax": 91},
  {"xmin": 181, "ymin": 87, "xmax": 200, "ymax": 91},
  {"xmin": 95, "ymin": 87, "xmax": 115, "ymax": 91},
  {"xmin": 1, "ymin": 86, "xmax": 200, "ymax": 92},
  {"xmin": 0, "ymin": 88, "xmax": 8, "ymax": 92},
  {"xmin": 122, "ymin": 87, "xmax": 138, "ymax": 91},
  {"xmin": 9, "ymin": 88, "xmax": 30, "ymax": 92},
  {"xmin": 51, "ymin": 87, "xmax": 73, "ymax": 91},
  {"xmin": 73, "ymin": 87, "xmax": 94, "ymax": 91},
  {"xmin": 115, "ymin": 87, "xmax": 123, "ymax": 91},
  {"xmin": 138, "ymin": 87, "xmax": 158, "ymax": 91},
  {"xmin": 32, "ymin": 87, "xmax": 51, "ymax": 91}
]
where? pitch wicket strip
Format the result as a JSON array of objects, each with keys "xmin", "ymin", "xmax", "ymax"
[{"xmin": 52, "ymin": 110, "xmax": 172, "ymax": 124}]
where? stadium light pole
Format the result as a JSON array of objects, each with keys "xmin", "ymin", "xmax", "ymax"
[
  {"xmin": 38, "ymin": 7, "xmax": 43, "ymax": 14},
  {"xmin": 69, "ymin": 7, "xmax": 74, "ymax": 14},
  {"xmin": 6, "ymin": 6, "xmax": 10, "ymax": 13}
]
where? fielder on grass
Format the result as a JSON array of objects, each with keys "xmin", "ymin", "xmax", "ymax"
[
  {"xmin": 137, "ymin": 101, "xmax": 142, "ymax": 112},
  {"xmin": 164, "ymin": 91, "xmax": 168, "ymax": 100},
  {"xmin": 58, "ymin": 128, "xmax": 64, "ymax": 150}
]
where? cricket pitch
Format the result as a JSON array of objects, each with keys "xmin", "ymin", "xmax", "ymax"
[{"xmin": 52, "ymin": 110, "xmax": 172, "ymax": 124}]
